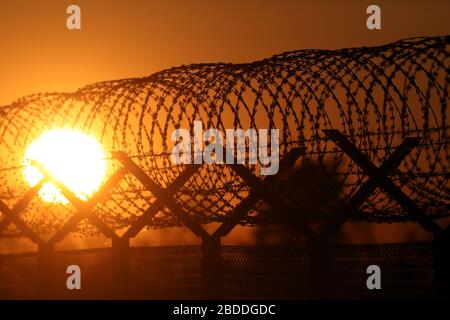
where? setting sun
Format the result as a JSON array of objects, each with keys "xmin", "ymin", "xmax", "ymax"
[{"xmin": 23, "ymin": 129, "xmax": 107, "ymax": 203}]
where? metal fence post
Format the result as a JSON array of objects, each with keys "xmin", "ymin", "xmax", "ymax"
[
  {"xmin": 308, "ymin": 234, "xmax": 334, "ymax": 299},
  {"xmin": 433, "ymin": 228, "xmax": 450, "ymax": 298},
  {"xmin": 37, "ymin": 242, "xmax": 55, "ymax": 299},
  {"xmin": 201, "ymin": 236, "xmax": 224, "ymax": 299},
  {"xmin": 112, "ymin": 237, "xmax": 130, "ymax": 298}
]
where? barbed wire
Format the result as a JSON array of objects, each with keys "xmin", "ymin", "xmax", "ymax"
[{"xmin": 0, "ymin": 36, "xmax": 448, "ymax": 237}]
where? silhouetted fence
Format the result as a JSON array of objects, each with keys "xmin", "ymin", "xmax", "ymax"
[
  {"xmin": 0, "ymin": 129, "xmax": 448, "ymax": 299},
  {"xmin": 1, "ymin": 128, "xmax": 448, "ymax": 299},
  {"xmin": 0, "ymin": 36, "xmax": 448, "ymax": 299}
]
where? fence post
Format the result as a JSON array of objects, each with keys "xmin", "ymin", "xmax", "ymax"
[
  {"xmin": 201, "ymin": 236, "xmax": 224, "ymax": 299},
  {"xmin": 433, "ymin": 228, "xmax": 450, "ymax": 298},
  {"xmin": 307, "ymin": 234, "xmax": 334, "ymax": 299},
  {"xmin": 37, "ymin": 242, "xmax": 55, "ymax": 299},
  {"xmin": 112, "ymin": 237, "xmax": 130, "ymax": 298}
]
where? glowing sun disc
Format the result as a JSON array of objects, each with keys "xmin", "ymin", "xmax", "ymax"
[{"xmin": 23, "ymin": 129, "xmax": 107, "ymax": 203}]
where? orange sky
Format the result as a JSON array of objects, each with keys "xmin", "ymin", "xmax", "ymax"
[{"xmin": 0, "ymin": 0, "xmax": 449, "ymax": 105}]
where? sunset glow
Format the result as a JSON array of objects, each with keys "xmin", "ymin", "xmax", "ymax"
[{"xmin": 23, "ymin": 129, "xmax": 106, "ymax": 203}]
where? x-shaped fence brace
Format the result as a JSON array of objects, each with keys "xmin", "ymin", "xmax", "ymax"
[
  {"xmin": 0, "ymin": 150, "xmax": 309, "ymax": 242},
  {"xmin": 0, "ymin": 180, "xmax": 45, "ymax": 244},
  {"xmin": 322, "ymin": 129, "xmax": 442, "ymax": 235}
]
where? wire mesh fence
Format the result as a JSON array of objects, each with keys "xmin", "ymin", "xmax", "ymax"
[{"xmin": 0, "ymin": 243, "xmax": 435, "ymax": 299}]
